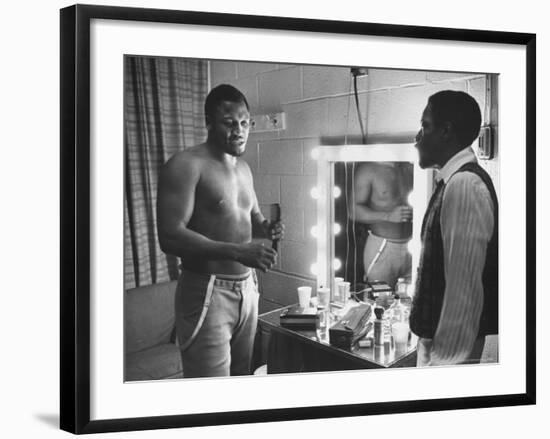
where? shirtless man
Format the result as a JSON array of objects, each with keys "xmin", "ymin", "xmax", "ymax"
[
  {"xmin": 157, "ymin": 84, "xmax": 284, "ymax": 378},
  {"xmin": 348, "ymin": 161, "xmax": 413, "ymax": 289}
]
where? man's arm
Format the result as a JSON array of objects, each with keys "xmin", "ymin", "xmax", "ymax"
[
  {"xmin": 348, "ymin": 164, "xmax": 412, "ymax": 223},
  {"xmin": 156, "ymin": 153, "xmax": 240, "ymax": 260},
  {"xmin": 429, "ymin": 172, "xmax": 494, "ymax": 365}
]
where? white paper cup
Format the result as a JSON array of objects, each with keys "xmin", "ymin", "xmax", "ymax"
[
  {"xmin": 333, "ymin": 277, "xmax": 344, "ymax": 301},
  {"xmin": 317, "ymin": 287, "xmax": 330, "ymax": 307},
  {"xmin": 392, "ymin": 322, "xmax": 409, "ymax": 345},
  {"xmin": 297, "ymin": 286, "xmax": 312, "ymax": 308},
  {"xmin": 337, "ymin": 281, "xmax": 351, "ymax": 302}
]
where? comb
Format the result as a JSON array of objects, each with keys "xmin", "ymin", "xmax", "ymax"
[{"xmin": 270, "ymin": 203, "xmax": 281, "ymax": 252}]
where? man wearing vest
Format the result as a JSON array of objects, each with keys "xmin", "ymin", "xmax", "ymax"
[{"xmin": 410, "ymin": 90, "xmax": 498, "ymax": 367}]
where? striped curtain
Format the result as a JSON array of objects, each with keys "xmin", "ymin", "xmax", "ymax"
[{"xmin": 124, "ymin": 56, "xmax": 208, "ymax": 288}]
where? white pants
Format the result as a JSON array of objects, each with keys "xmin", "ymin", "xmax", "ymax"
[
  {"xmin": 175, "ymin": 269, "xmax": 259, "ymax": 377},
  {"xmin": 363, "ymin": 232, "xmax": 411, "ymax": 288}
]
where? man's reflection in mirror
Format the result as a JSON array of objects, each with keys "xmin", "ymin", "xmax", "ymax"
[{"xmin": 348, "ymin": 162, "xmax": 413, "ymax": 290}]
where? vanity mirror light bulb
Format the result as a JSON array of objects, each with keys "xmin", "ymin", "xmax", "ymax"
[
  {"xmin": 311, "ymin": 148, "xmax": 320, "ymax": 159},
  {"xmin": 333, "ymin": 223, "xmax": 341, "ymax": 235},
  {"xmin": 333, "ymin": 186, "xmax": 341, "ymax": 198},
  {"xmin": 333, "ymin": 258, "xmax": 342, "ymax": 270},
  {"xmin": 310, "ymin": 263, "xmax": 319, "ymax": 276},
  {"xmin": 310, "ymin": 187, "xmax": 320, "ymax": 200}
]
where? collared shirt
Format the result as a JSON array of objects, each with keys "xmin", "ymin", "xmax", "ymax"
[{"xmin": 418, "ymin": 147, "xmax": 495, "ymax": 366}]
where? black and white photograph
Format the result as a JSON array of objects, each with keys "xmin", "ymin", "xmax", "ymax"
[
  {"xmin": 123, "ymin": 56, "xmax": 500, "ymax": 381},
  {"xmin": 4, "ymin": 0, "xmax": 549, "ymax": 436},
  {"xmin": 53, "ymin": 2, "xmax": 538, "ymax": 435}
]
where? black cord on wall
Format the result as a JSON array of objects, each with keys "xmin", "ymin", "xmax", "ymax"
[{"xmin": 351, "ymin": 68, "xmax": 367, "ymax": 144}]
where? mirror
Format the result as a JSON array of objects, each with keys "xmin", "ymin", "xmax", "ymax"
[
  {"xmin": 313, "ymin": 144, "xmax": 431, "ymax": 303},
  {"xmin": 334, "ymin": 160, "xmax": 413, "ymax": 295}
]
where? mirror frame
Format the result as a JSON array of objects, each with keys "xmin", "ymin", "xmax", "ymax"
[{"xmin": 313, "ymin": 144, "xmax": 433, "ymax": 302}]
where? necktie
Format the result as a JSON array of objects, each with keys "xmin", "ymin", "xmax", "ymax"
[{"xmin": 421, "ymin": 179, "xmax": 445, "ymax": 237}]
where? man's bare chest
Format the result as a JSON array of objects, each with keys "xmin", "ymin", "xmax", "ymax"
[
  {"xmin": 195, "ymin": 169, "xmax": 254, "ymax": 215},
  {"xmin": 371, "ymin": 166, "xmax": 412, "ymax": 202}
]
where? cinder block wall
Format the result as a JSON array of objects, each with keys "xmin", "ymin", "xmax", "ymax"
[{"xmin": 209, "ymin": 60, "xmax": 498, "ymax": 306}]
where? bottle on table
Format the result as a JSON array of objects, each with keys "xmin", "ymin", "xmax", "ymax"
[
  {"xmin": 390, "ymin": 295, "xmax": 410, "ymax": 347},
  {"xmin": 391, "ymin": 296, "xmax": 406, "ymax": 323},
  {"xmin": 395, "ymin": 277, "xmax": 408, "ymax": 298},
  {"xmin": 374, "ymin": 307, "xmax": 385, "ymax": 346},
  {"xmin": 316, "ymin": 286, "xmax": 330, "ymax": 340}
]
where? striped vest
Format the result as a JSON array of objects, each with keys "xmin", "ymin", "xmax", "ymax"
[{"xmin": 409, "ymin": 162, "xmax": 499, "ymax": 339}]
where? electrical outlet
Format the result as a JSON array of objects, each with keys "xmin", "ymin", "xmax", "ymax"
[
  {"xmin": 250, "ymin": 112, "xmax": 285, "ymax": 132},
  {"xmin": 477, "ymin": 126, "xmax": 493, "ymax": 160}
]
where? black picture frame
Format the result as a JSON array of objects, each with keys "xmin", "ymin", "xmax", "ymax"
[{"xmin": 60, "ymin": 3, "xmax": 536, "ymax": 434}]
